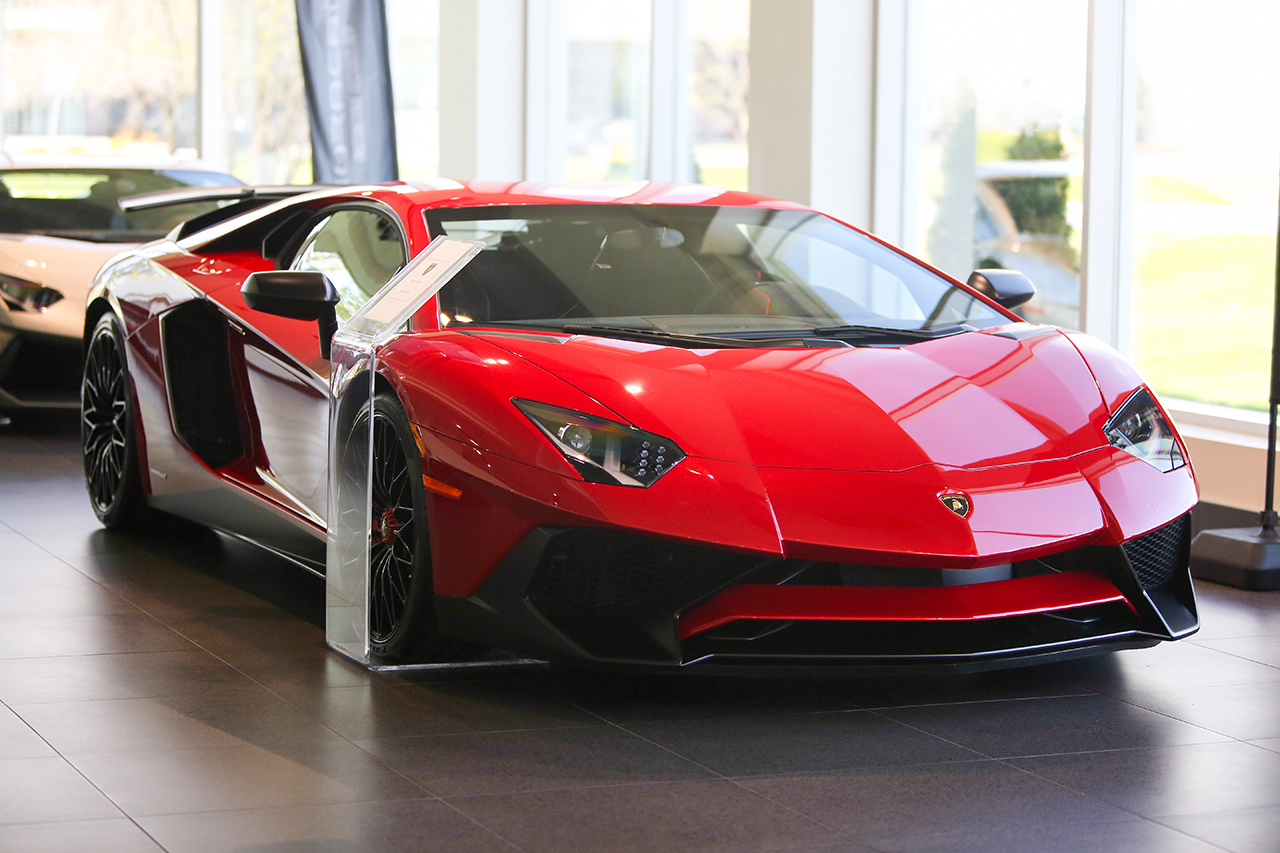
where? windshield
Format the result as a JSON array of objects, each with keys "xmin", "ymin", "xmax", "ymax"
[
  {"xmin": 0, "ymin": 168, "xmax": 243, "ymax": 242},
  {"xmin": 427, "ymin": 204, "xmax": 1003, "ymax": 339}
]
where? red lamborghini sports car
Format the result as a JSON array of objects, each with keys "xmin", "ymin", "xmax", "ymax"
[{"xmin": 81, "ymin": 180, "xmax": 1199, "ymax": 671}]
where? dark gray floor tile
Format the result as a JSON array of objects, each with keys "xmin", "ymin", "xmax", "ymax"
[
  {"xmin": 0, "ymin": 703, "xmax": 55, "ymax": 759},
  {"xmin": 1158, "ymin": 804, "xmax": 1280, "ymax": 853},
  {"xmin": 0, "ymin": 531, "xmax": 57, "ymax": 561},
  {"xmin": 1118, "ymin": 680, "xmax": 1280, "ymax": 740},
  {"xmin": 1191, "ymin": 583, "xmax": 1280, "ymax": 640},
  {"xmin": 70, "ymin": 740, "xmax": 430, "ymax": 816},
  {"xmin": 0, "ymin": 557, "xmax": 110, "ymax": 591},
  {"xmin": 0, "ymin": 756, "xmax": 122, "ymax": 824},
  {"xmin": 740, "ymin": 760, "xmax": 1132, "ymax": 843},
  {"xmin": 7, "ymin": 518, "xmax": 125, "ymax": 559},
  {"xmin": 0, "ymin": 577, "xmax": 139, "ymax": 619},
  {"xmin": 1063, "ymin": 641, "xmax": 1280, "ymax": 694},
  {"xmin": 0, "ymin": 612, "xmax": 195, "ymax": 660},
  {"xmin": 821, "ymin": 664, "xmax": 1094, "ymax": 710},
  {"xmin": 106, "ymin": 579, "xmax": 311, "ymax": 629},
  {"xmin": 1250, "ymin": 737, "xmax": 1280, "ymax": 754},
  {"xmin": 747, "ymin": 840, "xmax": 875, "ymax": 845},
  {"xmin": 0, "ymin": 819, "xmax": 165, "ymax": 853},
  {"xmin": 629, "ymin": 710, "xmax": 979, "ymax": 777},
  {"xmin": 881, "ymin": 694, "xmax": 1228, "ymax": 758},
  {"xmin": 138, "ymin": 799, "xmax": 514, "ymax": 853},
  {"xmin": 1011, "ymin": 741, "xmax": 1280, "ymax": 818},
  {"xmin": 232, "ymin": 652, "xmax": 382, "ymax": 706},
  {"xmin": 1193, "ymin": 635, "xmax": 1280, "ymax": 670},
  {"xmin": 358, "ymin": 726, "xmax": 713, "ymax": 797},
  {"xmin": 869, "ymin": 818, "xmax": 1224, "ymax": 853},
  {"xmin": 0, "ymin": 649, "xmax": 254, "ymax": 705},
  {"xmin": 303, "ymin": 678, "xmax": 601, "ymax": 740},
  {"xmin": 449, "ymin": 780, "xmax": 853, "ymax": 853},
  {"xmin": 519, "ymin": 668, "xmax": 856, "ymax": 724},
  {"xmin": 148, "ymin": 606, "xmax": 328, "ymax": 669},
  {"xmin": 13, "ymin": 683, "xmax": 346, "ymax": 755}
]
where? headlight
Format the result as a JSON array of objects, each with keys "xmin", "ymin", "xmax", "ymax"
[
  {"xmin": 514, "ymin": 399, "xmax": 686, "ymax": 487},
  {"xmin": 0, "ymin": 274, "xmax": 63, "ymax": 313},
  {"xmin": 1103, "ymin": 387, "xmax": 1186, "ymax": 472}
]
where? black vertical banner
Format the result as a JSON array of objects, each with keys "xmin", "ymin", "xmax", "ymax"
[{"xmin": 295, "ymin": 0, "xmax": 398, "ymax": 184}]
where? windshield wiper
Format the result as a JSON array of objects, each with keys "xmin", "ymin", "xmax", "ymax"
[
  {"xmin": 705, "ymin": 323, "xmax": 974, "ymax": 345},
  {"xmin": 560, "ymin": 324, "xmax": 769, "ymax": 348},
  {"xmin": 809, "ymin": 323, "xmax": 974, "ymax": 341}
]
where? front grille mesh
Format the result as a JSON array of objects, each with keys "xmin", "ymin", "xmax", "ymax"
[
  {"xmin": 526, "ymin": 528, "xmax": 753, "ymax": 615},
  {"xmin": 1122, "ymin": 514, "xmax": 1189, "ymax": 589}
]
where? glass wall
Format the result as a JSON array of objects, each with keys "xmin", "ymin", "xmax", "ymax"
[
  {"xmin": 564, "ymin": 0, "xmax": 651, "ymax": 182},
  {"xmin": 916, "ymin": 0, "xmax": 1087, "ymax": 329},
  {"xmin": 688, "ymin": 0, "xmax": 748, "ymax": 190},
  {"xmin": 386, "ymin": 0, "xmax": 440, "ymax": 181},
  {"xmin": 1132, "ymin": 0, "xmax": 1279, "ymax": 412},
  {"xmin": 2, "ymin": 0, "xmax": 198, "ymax": 157},
  {"xmin": 219, "ymin": 0, "xmax": 311, "ymax": 183}
]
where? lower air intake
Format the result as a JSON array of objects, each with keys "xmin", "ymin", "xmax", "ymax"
[
  {"xmin": 526, "ymin": 528, "xmax": 755, "ymax": 615},
  {"xmin": 1122, "ymin": 514, "xmax": 1189, "ymax": 590}
]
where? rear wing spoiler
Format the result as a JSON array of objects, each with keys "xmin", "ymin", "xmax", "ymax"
[
  {"xmin": 117, "ymin": 185, "xmax": 328, "ymax": 212},
  {"xmin": 117, "ymin": 185, "xmax": 334, "ymax": 241}
]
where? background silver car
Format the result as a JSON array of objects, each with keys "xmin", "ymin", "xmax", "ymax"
[{"xmin": 0, "ymin": 155, "xmax": 241, "ymax": 411}]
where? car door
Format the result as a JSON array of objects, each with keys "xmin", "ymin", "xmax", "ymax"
[{"xmin": 240, "ymin": 205, "xmax": 409, "ymax": 526}]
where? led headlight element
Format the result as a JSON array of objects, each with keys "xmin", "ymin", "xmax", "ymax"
[
  {"xmin": 1104, "ymin": 387, "xmax": 1186, "ymax": 473},
  {"xmin": 514, "ymin": 399, "xmax": 686, "ymax": 487},
  {"xmin": 0, "ymin": 274, "xmax": 63, "ymax": 313}
]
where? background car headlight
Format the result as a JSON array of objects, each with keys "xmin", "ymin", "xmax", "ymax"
[
  {"xmin": 1104, "ymin": 387, "xmax": 1186, "ymax": 472},
  {"xmin": 0, "ymin": 274, "xmax": 64, "ymax": 313},
  {"xmin": 514, "ymin": 399, "xmax": 686, "ymax": 487}
]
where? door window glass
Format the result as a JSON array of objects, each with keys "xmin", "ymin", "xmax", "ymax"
[{"xmin": 291, "ymin": 209, "xmax": 406, "ymax": 323}]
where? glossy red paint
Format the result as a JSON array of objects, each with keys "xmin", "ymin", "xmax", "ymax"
[
  {"xmin": 677, "ymin": 571, "xmax": 1134, "ymax": 639},
  {"xmin": 83, "ymin": 180, "xmax": 1201, "ymax": 669},
  {"xmin": 474, "ymin": 324, "xmax": 1111, "ymax": 471}
]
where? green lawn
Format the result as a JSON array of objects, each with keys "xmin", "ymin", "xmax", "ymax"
[{"xmin": 1134, "ymin": 232, "xmax": 1275, "ymax": 411}]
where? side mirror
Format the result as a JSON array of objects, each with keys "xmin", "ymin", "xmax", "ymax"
[
  {"xmin": 966, "ymin": 269, "xmax": 1036, "ymax": 311},
  {"xmin": 242, "ymin": 270, "xmax": 340, "ymax": 358}
]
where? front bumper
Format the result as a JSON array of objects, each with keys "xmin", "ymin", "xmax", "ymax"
[{"xmin": 434, "ymin": 513, "xmax": 1197, "ymax": 673}]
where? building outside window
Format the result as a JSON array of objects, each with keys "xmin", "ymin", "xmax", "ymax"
[
  {"xmin": 386, "ymin": 0, "xmax": 439, "ymax": 182},
  {"xmin": 1132, "ymin": 0, "xmax": 1279, "ymax": 413},
  {"xmin": 688, "ymin": 0, "xmax": 748, "ymax": 190},
  {"xmin": 564, "ymin": 0, "xmax": 651, "ymax": 182},
  {"xmin": 915, "ymin": 0, "xmax": 1087, "ymax": 331},
  {"xmin": 2, "ymin": 0, "xmax": 198, "ymax": 158},
  {"xmin": 218, "ymin": 0, "xmax": 311, "ymax": 183}
]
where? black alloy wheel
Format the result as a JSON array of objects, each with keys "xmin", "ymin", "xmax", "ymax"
[
  {"xmin": 368, "ymin": 399, "xmax": 417, "ymax": 646},
  {"xmin": 363, "ymin": 390, "xmax": 478, "ymax": 662},
  {"xmin": 82, "ymin": 313, "xmax": 154, "ymax": 530}
]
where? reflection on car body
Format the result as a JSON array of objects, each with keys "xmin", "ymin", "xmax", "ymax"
[{"xmin": 81, "ymin": 180, "xmax": 1198, "ymax": 673}]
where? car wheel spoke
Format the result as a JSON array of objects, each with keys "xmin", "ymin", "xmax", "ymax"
[
  {"xmin": 366, "ymin": 405, "xmax": 419, "ymax": 647},
  {"xmin": 82, "ymin": 324, "xmax": 132, "ymax": 513}
]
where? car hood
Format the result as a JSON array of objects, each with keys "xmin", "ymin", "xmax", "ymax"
[
  {"xmin": 478, "ymin": 326, "xmax": 1111, "ymax": 473},
  {"xmin": 0, "ymin": 234, "xmax": 136, "ymax": 302}
]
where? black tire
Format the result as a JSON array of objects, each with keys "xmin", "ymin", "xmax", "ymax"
[
  {"xmin": 363, "ymin": 390, "xmax": 478, "ymax": 663},
  {"xmin": 82, "ymin": 313, "xmax": 158, "ymax": 531}
]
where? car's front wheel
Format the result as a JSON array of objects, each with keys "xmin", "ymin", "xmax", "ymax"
[
  {"xmin": 363, "ymin": 389, "xmax": 478, "ymax": 663},
  {"xmin": 82, "ymin": 313, "xmax": 158, "ymax": 531}
]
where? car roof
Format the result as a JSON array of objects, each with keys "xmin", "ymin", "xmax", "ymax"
[
  {"xmin": 173, "ymin": 179, "xmax": 826, "ymax": 252},
  {"xmin": 383, "ymin": 179, "xmax": 811, "ymax": 211}
]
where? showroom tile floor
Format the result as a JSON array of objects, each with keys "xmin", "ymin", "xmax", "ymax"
[{"xmin": 2, "ymin": 412, "xmax": 1280, "ymax": 853}]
